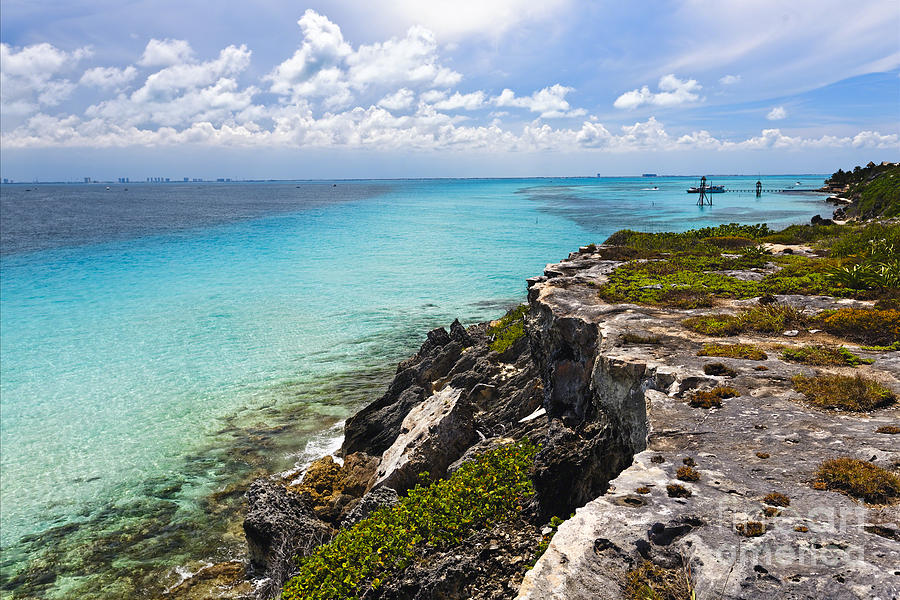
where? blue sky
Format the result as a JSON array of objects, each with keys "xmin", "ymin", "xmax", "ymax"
[{"xmin": 1, "ymin": 0, "xmax": 898, "ymax": 179}]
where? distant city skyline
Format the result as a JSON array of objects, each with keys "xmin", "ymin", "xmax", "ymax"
[{"xmin": 1, "ymin": 1, "xmax": 898, "ymax": 179}]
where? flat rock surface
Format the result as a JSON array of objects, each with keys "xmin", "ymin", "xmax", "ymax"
[{"xmin": 517, "ymin": 250, "xmax": 900, "ymax": 599}]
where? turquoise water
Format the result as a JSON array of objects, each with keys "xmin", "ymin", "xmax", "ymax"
[{"xmin": 0, "ymin": 176, "xmax": 828, "ymax": 597}]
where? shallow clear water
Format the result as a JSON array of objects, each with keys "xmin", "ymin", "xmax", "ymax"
[{"xmin": 0, "ymin": 176, "xmax": 828, "ymax": 597}]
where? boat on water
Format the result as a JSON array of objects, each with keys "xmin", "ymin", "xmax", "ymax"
[{"xmin": 686, "ymin": 184, "xmax": 725, "ymax": 193}]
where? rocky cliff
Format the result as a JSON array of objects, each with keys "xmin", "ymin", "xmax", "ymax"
[{"xmin": 241, "ymin": 224, "xmax": 899, "ymax": 599}]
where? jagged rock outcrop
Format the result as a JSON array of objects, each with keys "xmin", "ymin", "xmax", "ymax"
[
  {"xmin": 244, "ymin": 241, "xmax": 899, "ymax": 600},
  {"xmin": 517, "ymin": 247, "xmax": 900, "ymax": 599},
  {"xmin": 243, "ymin": 478, "xmax": 332, "ymax": 589}
]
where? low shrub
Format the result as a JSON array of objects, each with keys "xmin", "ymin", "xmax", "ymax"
[
  {"xmin": 792, "ymin": 374, "xmax": 895, "ymax": 412},
  {"xmin": 875, "ymin": 425, "xmax": 900, "ymax": 434},
  {"xmin": 756, "ymin": 452, "xmax": 770, "ymax": 459},
  {"xmin": 735, "ymin": 521, "xmax": 766, "ymax": 537},
  {"xmin": 814, "ymin": 308, "xmax": 900, "ymax": 346},
  {"xmin": 763, "ymin": 492, "xmax": 790, "ymax": 507},
  {"xmin": 683, "ymin": 305, "xmax": 806, "ymax": 336},
  {"xmin": 676, "ymin": 466, "xmax": 701, "ymax": 482},
  {"xmin": 624, "ymin": 560, "xmax": 694, "ymax": 600},
  {"xmin": 779, "ymin": 345, "xmax": 872, "ymax": 367},
  {"xmin": 813, "ymin": 457, "xmax": 900, "ymax": 504},
  {"xmin": 488, "ymin": 305, "xmax": 529, "ymax": 353},
  {"xmin": 698, "ymin": 343, "xmax": 767, "ymax": 360},
  {"xmin": 282, "ymin": 440, "xmax": 538, "ymax": 599},
  {"xmin": 666, "ymin": 484, "xmax": 691, "ymax": 498},
  {"xmin": 687, "ymin": 386, "xmax": 739, "ymax": 409}
]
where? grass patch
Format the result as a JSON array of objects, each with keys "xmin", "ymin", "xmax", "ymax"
[
  {"xmin": 282, "ymin": 440, "xmax": 537, "ymax": 600},
  {"xmin": 763, "ymin": 492, "xmax": 790, "ymax": 507},
  {"xmin": 876, "ymin": 425, "xmax": 900, "ymax": 434},
  {"xmin": 687, "ymin": 386, "xmax": 738, "ymax": 409},
  {"xmin": 792, "ymin": 374, "xmax": 895, "ymax": 412},
  {"xmin": 624, "ymin": 560, "xmax": 694, "ymax": 600},
  {"xmin": 683, "ymin": 305, "xmax": 806, "ymax": 336},
  {"xmin": 779, "ymin": 345, "xmax": 873, "ymax": 367},
  {"xmin": 756, "ymin": 452, "xmax": 770, "ymax": 459},
  {"xmin": 735, "ymin": 521, "xmax": 766, "ymax": 537},
  {"xmin": 621, "ymin": 333, "xmax": 662, "ymax": 345},
  {"xmin": 813, "ymin": 457, "xmax": 900, "ymax": 504},
  {"xmin": 814, "ymin": 308, "xmax": 900, "ymax": 346},
  {"xmin": 487, "ymin": 304, "xmax": 528, "ymax": 353},
  {"xmin": 698, "ymin": 343, "xmax": 767, "ymax": 360},
  {"xmin": 636, "ymin": 486, "xmax": 651, "ymax": 494},
  {"xmin": 676, "ymin": 466, "xmax": 701, "ymax": 482},
  {"xmin": 762, "ymin": 507, "xmax": 779, "ymax": 517},
  {"xmin": 861, "ymin": 341, "xmax": 900, "ymax": 352}
]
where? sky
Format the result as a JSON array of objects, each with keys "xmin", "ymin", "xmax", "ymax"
[{"xmin": 1, "ymin": 0, "xmax": 898, "ymax": 180}]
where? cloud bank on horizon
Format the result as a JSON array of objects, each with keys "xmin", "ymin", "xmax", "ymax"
[{"xmin": 0, "ymin": 0, "xmax": 898, "ymax": 175}]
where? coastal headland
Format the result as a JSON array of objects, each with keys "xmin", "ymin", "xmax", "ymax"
[{"xmin": 185, "ymin": 165, "xmax": 900, "ymax": 600}]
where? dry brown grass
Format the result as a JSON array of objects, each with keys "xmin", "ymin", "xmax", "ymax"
[
  {"xmin": 698, "ymin": 343, "xmax": 767, "ymax": 360},
  {"xmin": 687, "ymin": 386, "xmax": 739, "ymax": 409},
  {"xmin": 676, "ymin": 466, "xmax": 701, "ymax": 482},
  {"xmin": 666, "ymin": 484, "xmax": 691, "ymax": 498},
  {"xmin": 625, "ymin": 560, "xmax": 694, "ymax": 600},
  {"xmin": 792, "ymin": 374, "xmax": 895, "ymax": 411},
  {"xmin": 813, "ymin": 458, "xmax": 900, "ymax": 504},
  {"xmin": 736, "ymin": 521, "xmax": 766, "ymax": 537},
  {"xmin": 763, "ymin": 492, "xmax": 790, "ymax": 507}
]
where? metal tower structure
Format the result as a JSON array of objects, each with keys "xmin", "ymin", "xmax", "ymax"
[
  {"xmin": 696, "ymin": 176, "xmax": 711, "ymax": 206},
  {"xmin": 756, "ymin": 180, "xmax": 762, "ymax": 198}
]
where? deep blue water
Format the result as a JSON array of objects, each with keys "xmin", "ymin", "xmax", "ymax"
[{"xmin": 0, "ymin": 176, "xmax": 829, "ymax": 597}]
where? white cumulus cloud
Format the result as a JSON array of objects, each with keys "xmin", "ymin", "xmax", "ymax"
[
  {"xmin": 613, "ymin": 74, "xmax": 702, "ymax": 110},
  {"xmin": 138, "ymin": 39, "xmax": 195, "ymax": 67},
  {"xmin": 766, "ymin": 106, "xmax": 787, "ymax": 120},
  {"xmin": 265, "ymin": 10, "xmax": 461, "ymax": 110},
  {"xmin": 494, "ymin": 84, "xmax": 585, "ymax": 118},
  {"xmin": 80, "ymin": 66, "xmax": 138, "ymax": 89},
  {"xmin": 377, "ymin": 88, "xmax": 415, "ymax": 111},
  {"xmin": 1, "ymin": 42, "xmax": 92, "ymax": 116},
  {"xmin": 719, "ymin": 74, "xmax": 741, "ymax": 85}
]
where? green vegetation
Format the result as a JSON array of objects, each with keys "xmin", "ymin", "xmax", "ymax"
[
  {"xmin": 683, "ymin": 305, "xmax": 806, "ymax": 336},
  {"xmin": 792, "ymin": 374, "xmax": 895, "ymax": 412},
  {"xmin": 763, "ymin": 492, "xmax": 790, "ymax": 507},
  {"xmin": 814, "ymin": 308, "xmax": 900, "ymax": 346},
  {"xmin": 736, "ymin": 521, "xmax": 766, "ymax": 537},
  {"xmin": 779, "ymin": 345, "xmax": 872, "ymax": 367},
  {"xmin": 282, "ymin": 440, "xmax": 538, "ymax": 600},
  {"xmin": 698, "ymin": 343, "xmax": 767, "ymax": 360},
  {"xmin": 487, "ymin": 304, "xmax": 529, "ymax": 353},
  {"xmin": 597, "ymin": 222, "xmax": 900, "ymax": 308},
  {"xmin": 625, "ymin": 560, "xmax": 695, "ymax": 600},
  {"xmin": 861, "ymin": 342, "xmax": 900, "ymax": 352},
  {"xmin": 813, "ymin": 457, "xmax": 900, "ymax": 504},
  {"xmin": 827, "ymin": 163, "xmax": 900, "ymax": 219},
  {"xmin": 687, "ymin": 386, "xmax": 738, "ymax": 409},
  {"xmin": 531, "ymin": 515, "xmax": 566, "ymax": 566}
]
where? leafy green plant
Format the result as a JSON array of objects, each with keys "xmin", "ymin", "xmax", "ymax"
[
  {"xmin": 779, "ymin": 345, "xmax": 872, "ymax": 367},
  {"xmin": 282, "ymin": 440, "xmax": 538, "ymax": 600},
  {"xmin": 487, "ymin": 304, "xmax": 529, "ymax": 353}
]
